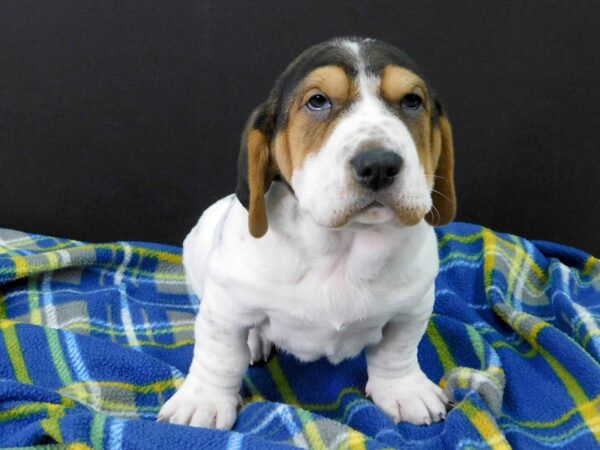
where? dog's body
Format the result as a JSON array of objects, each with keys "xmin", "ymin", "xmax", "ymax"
[
  {"xmin": 159, "ymin": 37, "xmax": 456, "ymax": 429},
  {"xmin": 185, "ymin": 188, "xmax": 438, "ymax": 364}
]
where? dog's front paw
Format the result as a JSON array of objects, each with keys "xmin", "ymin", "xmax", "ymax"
[
  {"xmin": 366, "ymin": 370, "xmax": 449, "ymax": 425},
  {"xmin": 158, "ymin": 378, "xmax": 240, "ymax": 429}
]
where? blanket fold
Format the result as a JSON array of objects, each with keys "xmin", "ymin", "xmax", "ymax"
[{"xmin": 0, "ymin": 223, "xmax": 598, "ymax": 449}]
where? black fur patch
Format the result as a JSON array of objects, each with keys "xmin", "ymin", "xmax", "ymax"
[
  {"xmin": 361, "ymin": 39, "xmax": 423, "ymax": 77},
  {"xmin": 235, "ymin": 129, "xmax": 251, "ymax": 209}
]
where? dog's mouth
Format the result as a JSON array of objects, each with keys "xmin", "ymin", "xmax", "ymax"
[
  {"xmin": 329, "ymin": 199, "xmax": 428, "ymax": 229},
  {"xmin": 359, "ymin": 201, "xmax": 384, "ymax": 212},
  {"xmin": 351, "ymin": 201, "xmax": 395, "ymax": 225},
  {"xmin": 308, "ymin": 193, "xmax": 429, "ymax": 230}
]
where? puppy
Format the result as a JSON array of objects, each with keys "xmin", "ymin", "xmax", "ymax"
[{"xmin": 159, "ymin": 37, "xmax": 456, "ymax": 429}]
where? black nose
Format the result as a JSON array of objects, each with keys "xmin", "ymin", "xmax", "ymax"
[{"xmin": 351, "ymin": 149, "xmax": 403, "ymax": 191}]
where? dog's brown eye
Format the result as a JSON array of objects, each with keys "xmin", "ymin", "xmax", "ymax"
[
  {"xmin": 307, "ymin": 94, "xmax": 332, "ymax": 111},
  {"xmin": 402, "ymin": 93, "xmax": 423, "ymax": 110}
]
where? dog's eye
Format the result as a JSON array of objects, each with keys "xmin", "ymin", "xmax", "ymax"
[
  {"xmin": 306, "ymin": 94, "xmax": 332, "ymax": 111},
  {"xmin": 401, "ymin": 93, "xmax": 423, "ymax": 110}
]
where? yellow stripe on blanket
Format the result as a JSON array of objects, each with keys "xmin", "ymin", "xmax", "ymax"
[
  {"xmin": 504, "ymin": 310, "xmax": 600, "ymax": 443},
  {"xmin": 461, "ymin": 399, "xmax": 511, "ymax": 449},
  {"xmin": 1, "ymin": 320, "xmax": 33, "ymax": 384},
  {"xmin": 268, "ymin": 357, "xmax": 328, "ymax": 449}
]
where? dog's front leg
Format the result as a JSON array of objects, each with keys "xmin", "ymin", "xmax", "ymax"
[
  {"xmin": 158, "ymin": 300, "xmax": 250, "ymax": 429},
  {"xmin": 366, "ymin": 288, "xmax": 448, "ymax": 425}
]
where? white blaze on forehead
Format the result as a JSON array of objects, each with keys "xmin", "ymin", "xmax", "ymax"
[
  {"xmin": 336, "ymin": 40, "xmax": 421, "ymax": 171},
  {"xmin": 339, "ymin": 39, "xmax": 361, "ymax": 56},
  {"xmin": 338, "ymin": 38, "xmax": 378, "ymax": 99}
]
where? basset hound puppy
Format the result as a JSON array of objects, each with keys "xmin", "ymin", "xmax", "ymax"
[{"xmin": 159, "ymin": 36, "xmax": 456, "ymax": 429}]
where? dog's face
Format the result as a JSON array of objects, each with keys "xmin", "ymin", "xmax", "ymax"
[{"xmin": 236, "ymin": 37, "xmax": 456, "ymax": 237}]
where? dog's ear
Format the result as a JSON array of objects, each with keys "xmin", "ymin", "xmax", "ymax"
[
  {"xmin": 425, "ymin": 101, "xmax": 456, "ymax": 226},
  {"xmin": 235, "ymin": 103, "xmax": 276, "ymax": 238}
]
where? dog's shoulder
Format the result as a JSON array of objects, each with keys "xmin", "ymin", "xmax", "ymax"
[{"xmin": 183, "ymin": 194, "xmax": 239, "ymax": 296}]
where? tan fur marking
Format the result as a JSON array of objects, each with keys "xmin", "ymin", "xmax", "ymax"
[
  {"xmin": 380, "ymin": 65, "xmax": 427, "ymax": 105},
  {"xmin": 380, "ymin": 65, "xmax": 455, "ymax": 225},
  {"xmin": 426, "ymin": 115, "xmax": 456, "ymax": 225},
  {"xmin": 247, "ymin": 129, "xmax": 272, "ymax": 237},
  {"xmin": 274, "ymin": 66, "xmax": 356, "ymax": 181},
  {"xmin": 381, "ymin": 65, "xmax": 434, "ymax": 178}
]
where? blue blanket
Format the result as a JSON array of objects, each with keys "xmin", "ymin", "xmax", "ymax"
[{"xmin": 0, "ymin": 223, "xmax": 599, "ymax": 449}]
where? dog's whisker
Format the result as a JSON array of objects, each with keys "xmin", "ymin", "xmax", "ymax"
[
  {"xmin": 424, "ymin": 173, "xmax": 447, "ymax": 181},
  {"xmin": 430, "ymin": 204, "xmax": 441, "ymax": 226},
  {"xmin": 431, "ymin": 188, "xmax": 451, "ymax": 202}
]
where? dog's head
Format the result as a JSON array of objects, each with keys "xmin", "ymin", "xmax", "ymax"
[{"xmin": 236, "ymin": 37, "xmax": 456, "ymax": 238}]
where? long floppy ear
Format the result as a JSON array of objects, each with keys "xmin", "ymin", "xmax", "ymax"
[
  {"xmin": 235, "ymin": 103, "xmax": 276, "ymax": 238},
  {"xmin": 425, "ymin": 103, "xmax": 456, "ymax": 226}
]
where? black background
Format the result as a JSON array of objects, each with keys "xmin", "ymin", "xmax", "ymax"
[{"xmin": 1, "ymin": 1, "xmax": 599, "ymax": 254}]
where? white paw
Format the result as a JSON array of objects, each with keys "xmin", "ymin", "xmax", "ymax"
[
  {"xmin": 158, "ymin": 378, "xmax": 240, "ymax": 429},
  {"xmin": 247, "ymin": 328, "xmax": 272, "ymax": 364},
  {"xmin": 366, "ymin": 370, "xmax": 449, "ymax": 425}
]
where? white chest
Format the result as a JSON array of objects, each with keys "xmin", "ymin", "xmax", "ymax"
[
  {"xmin": 237, "ymin": 238, "xmax": 435, "ymax": 364},
  {"xmin": 187, "ymin": 197, "xmax": 438, "ymax": 365}
]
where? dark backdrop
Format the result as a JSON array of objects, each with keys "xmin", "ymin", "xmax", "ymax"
[{"xmin": 1, "ymin": 1, "xmax": 599, "ymax": 254}]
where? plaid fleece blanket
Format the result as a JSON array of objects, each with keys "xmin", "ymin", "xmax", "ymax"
[{"xmin": 0, "ymin": 223, "xmax": 599, "ymax": 449}]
